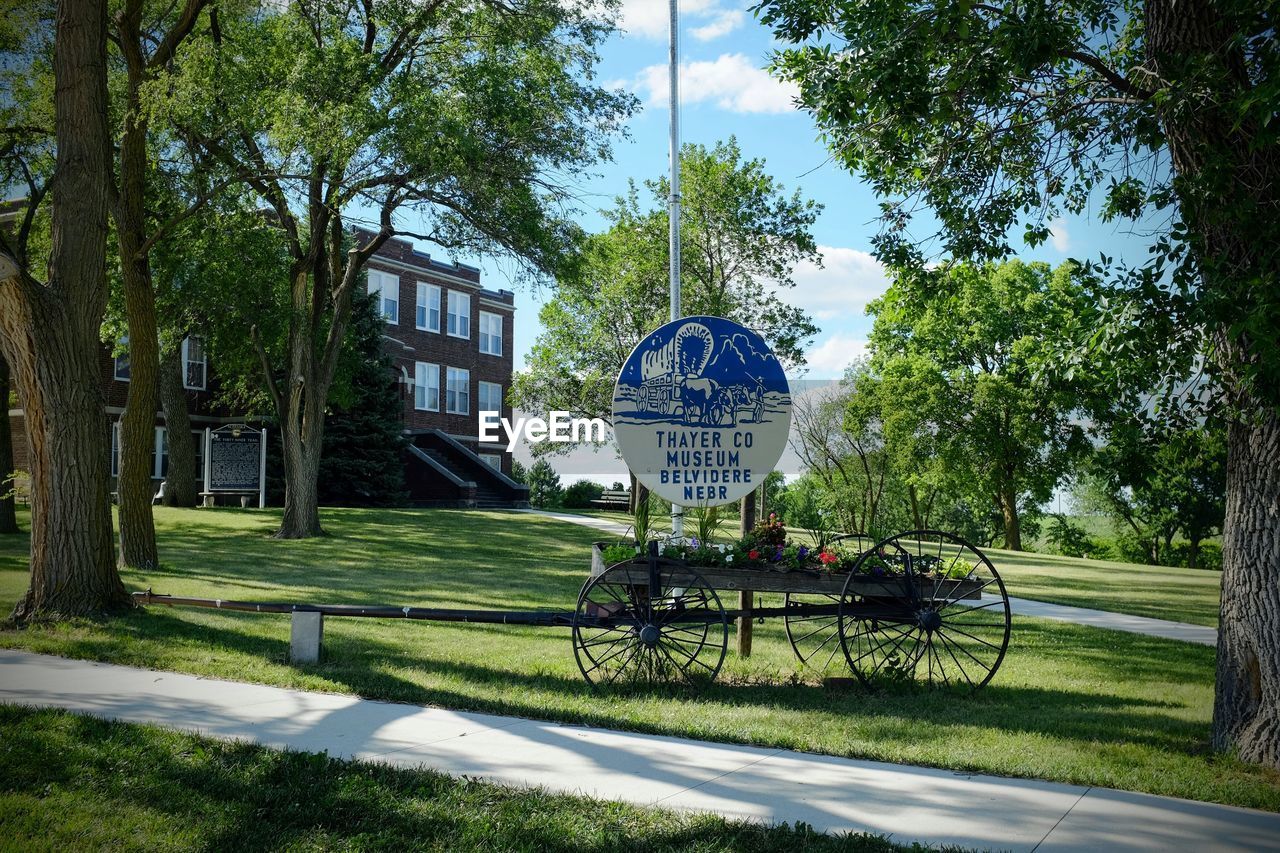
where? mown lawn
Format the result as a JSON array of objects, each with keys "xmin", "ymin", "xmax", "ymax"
[
  {"xmin": 0, "ymin": 507, "xmax": 1274, "ymax": 813},
  {"xmin": 555, "ymin": 507, "xmax": 1223, "ymax": 626},
  {"xmin": 0, "ymin": 705, "xmax": 919, "ymax": 852}
]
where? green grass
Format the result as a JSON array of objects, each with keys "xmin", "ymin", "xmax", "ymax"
[
  {"xmin": 549, "ymin": 507, "xmax": 1223, "ymax": 626},
  {"xmin": 0, "ymin": 507, "xmax": 1275, "ymax": 813},
  {"xmin": 982, "ymin": 547, "xmax": 1221, "ymax": 626},
  {"xmin": 0, "ymin": 705, "xmax": 922, "ymax": 852}
]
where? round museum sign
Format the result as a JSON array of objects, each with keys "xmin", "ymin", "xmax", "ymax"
[{"xmin": 613, "ymin": 315, "xmax": 792, "ymax": 507}]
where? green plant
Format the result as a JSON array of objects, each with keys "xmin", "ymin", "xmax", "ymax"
[
  {"xmin": 747, "ymin": 513, "xmax": 787, "ymax": 550},
  {"xmin": 562, "ymin": 480, "xmax": 605, "ymax": 509},
  {"xmin": 631, "ymin": 492, "xmax": 652, "ymax": 546},
  {"xmin": 690, "ymin": 505, "xmax": 722, "ymax": 545},
  {"xmin": 601, "ymin": 543, "xmax": 639, "ymax": 565}
]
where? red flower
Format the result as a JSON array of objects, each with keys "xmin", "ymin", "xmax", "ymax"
[
  {"xmin": 748, "ymin": 549, "xmax": 760, "ymax": 560},
  {"xmin": 818, "ymin": 551, "xmax": 839, "ymax": 565}
]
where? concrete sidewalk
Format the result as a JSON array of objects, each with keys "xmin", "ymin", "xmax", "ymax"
[
  {"xmin": 517, "ymin": 508, "xmax": 1219, "ymax": 646},
  {"xmin": 1, "ymin": 649, "xmax": 1274, "ymax": 852}
]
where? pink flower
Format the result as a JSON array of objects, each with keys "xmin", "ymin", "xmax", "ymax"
[{"xmin": 818, "ymin": 551, "xmax": 839, "ymax": 566}]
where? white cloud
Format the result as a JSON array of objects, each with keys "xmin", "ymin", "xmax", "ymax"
[
  {"xmin": 634, "ymin": 53, "xmax": 800, "ymax": 115},
  {"xmin": 609, "ymin": 0, "xmax": 741, "ymax": 40},
  {"xmin": 691, "ymin": 9, "xmax": 745, "ymax": 41},
  {"xmin": 804, "ymin": 334, "xmax": 869, "ymax": 377},
  {"xmin": 787, "ymin": 245, "xmax": 890, "ymax": 319},
  {"xmin": 1049, "ymin": 217, "xmax": 1070, "ymax": 252}
]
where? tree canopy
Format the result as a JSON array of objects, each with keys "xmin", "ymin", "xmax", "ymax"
[{"xmin": 512, "ymin": 138, "xmax": 821, "ymax": 441}]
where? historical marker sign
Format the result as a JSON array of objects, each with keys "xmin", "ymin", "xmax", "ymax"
[
  {"xmin": 613, "ymin": 315, "xmax": 791, "ymax": 507},
  {"xmin": 208, "ymin": 426, "xmax": 264, "ymax": 491}
]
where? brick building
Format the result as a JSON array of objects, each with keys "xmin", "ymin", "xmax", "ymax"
[{"xmin": 5, "ymin": 232, "xmax": 527, "ymax": 508}]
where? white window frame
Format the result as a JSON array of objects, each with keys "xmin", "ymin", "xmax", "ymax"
[
  {"xmin": 480, "ymin": 453, "xmax": 502, "ymax": 471},
  {"xmin": 414, "ymin": 361, "xmax": 440, "ymax": 412},
  {"xmin": 478, "ymin": 380, "xmax": 503, "ymax": 414},
  {"xmin": 446, "ymin": 291, "xmax": 470, "ymax": 339},
  {"xmin": 368, "ymin": 269, "xmax": 399, "ymax": 324},
  {"xmin": 114, "ymin": 336, "xmax": 130, "ymax": 382},
  {"xmin": 182, "ymin": 336, "xmax": 207, "ymax": 390},
  {"xmin": 416, "ymin": 282, "xmax": 441, "ymax": 332},
  {"xmin": 479, "ymin": 311, "xmax": 503, "ymax": 356},
  {"xmin": 446, "ymin": 366, "xmax": 470, "ymax": 415}
]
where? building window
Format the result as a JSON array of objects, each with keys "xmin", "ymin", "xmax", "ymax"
[
  {"xmin": 447, "ymin": 291, "xmax": 470, "ymax": 338},
  {"xmin": 478, "ymin": 380, "xmax": 503, "ymax": 414},
  {"xmin": 446, "ymin": 367, "xmax": 470, "ymax": 414},
  {"xmin": 480, "ymin": 453, "xmax": 502, "ymax": 471},
  {"xmin": 368, "ymin": 269, "xmax": 399, "ymax": 324},
  {"xmin": 193, "ymin": 430, "xmax": 205, "ymax": 482},
  {"xmin": 479, "ymin": 312, "xmax": 503, "ymax": 356},
  {"xmin": 182, "ymin": 336, "xmax": 207, "ymax": 390},
  {"xmin": 110, "ymin": 421, "xmax": 121, "ymax": 476},
  {"xmin": 114, "ymin": 337, "xmax": 130, "ymax": 381},
  {"xmin": 416, "ymin": 283, "xmax": 441, "ymax": 332},
  {"xmin": 155, "ymin": 426, "xmax": 167, "ymax": 479},
  {"xmin": 414, "ymin": 362, "xmax": 440, "ymax": 411}
]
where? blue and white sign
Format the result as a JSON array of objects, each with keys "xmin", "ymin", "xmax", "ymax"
[{"xmin": 613, "ymin": 316, "xmax": 791, "ymax": 507}]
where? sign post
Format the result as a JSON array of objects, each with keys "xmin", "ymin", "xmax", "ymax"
[{"xmin": 205, "ymin": 424, "xmax": 266, "ymax": 508}]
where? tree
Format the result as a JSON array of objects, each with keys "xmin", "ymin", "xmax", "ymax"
[
  {"xmin": 109, "ymin": 0, "xmax": 215, "ymax": 568},
  {"xmin": 317, "ymin": 292, "xmax": 407, "ymax": 507},
  {"xmin": 1078, "ymin": 418, "xmax": 1227, "ymax": 568},
  {"xmin": 525, "ymin": 459, "xmax": 562, "ymax": 509},
  {"xmin": 0, "ymin": 353, "xmax": 18, "ymax": 534},
  {"xmin": 790, "ymin": 375, "xmax": 888, "ymax": 535},
  {"xmin": 866, "ymin": 261, "xmax": 1090, "ymax": 549},
  {"xmin": 159, "ymin": 0, "xmax": 631, "ymax": 538},
  {"xmin": 0, "ymin": 0, "xmax": 132, "ymax": 619},
  {"xmin": 562, "ymin": 480, "xmax": 604, "ymax": 509},
  {"xmin": 758, "ymin": 0, "xmax": 1280, "ymax": 765},
  {"xmin": 512, "ymin": 138, "xmax": 820, "ymax": 442}
]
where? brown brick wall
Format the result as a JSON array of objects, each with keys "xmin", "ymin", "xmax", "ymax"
[{"xmin": 364, "ymin": 234, "xmax": 516, "ymax": 475}]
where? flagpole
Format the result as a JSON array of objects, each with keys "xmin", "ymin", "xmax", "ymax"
[{"xmin": 668, "ymin": 0, "xmax": 684, "ymax": 540}]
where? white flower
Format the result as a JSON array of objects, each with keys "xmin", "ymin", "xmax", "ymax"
[{"xmin": 726, "ymin": 554, "xmax": 734, "ymax": 563}]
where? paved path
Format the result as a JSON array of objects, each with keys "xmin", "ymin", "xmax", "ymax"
[
  {"xmin": 516, "ymin": 509, "xmax": 1218, "ymax": 646},
  {"xmin": 1, "ymin": 650, "xmax": 1273, "ymax": 852}
]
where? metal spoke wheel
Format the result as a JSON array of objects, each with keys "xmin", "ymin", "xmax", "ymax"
[
  {"xmin": 838, "ymin": 530, "xmax": 1010, "ymax": 690},
  {"xmin": 573, "ymin": 561, "xmax": 728, "ymax": 687},
  {"xmin": 784, "ymin": 534, "xmax": 876, "ymax": 677}
]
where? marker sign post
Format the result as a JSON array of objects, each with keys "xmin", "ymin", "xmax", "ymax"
[
  {"xmin": 203, "ymin": 424, "xmax": 267, "ymax": 508},
  {"xmin": 613, "ymin": 316, "xmax": 791, "ymax": 507}
]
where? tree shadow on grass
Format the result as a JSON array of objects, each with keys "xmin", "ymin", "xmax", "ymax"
[
  {"xmin": 1, "ymin": 707, "xmax": 903, "ymax": 853},
  {"xmin": 2, "ymin": 604, "xmax": 1221, "ymax": 768}
]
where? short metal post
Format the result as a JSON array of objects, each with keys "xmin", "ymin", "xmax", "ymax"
[{"xmin": 290, "ymin": 611, "xmax": 323, "ymax": 664}]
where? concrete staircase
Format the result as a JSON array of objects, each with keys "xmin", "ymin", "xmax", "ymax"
[{"xmin": 403, "ymin": 430, "xmax": 529, "ymax": 509}]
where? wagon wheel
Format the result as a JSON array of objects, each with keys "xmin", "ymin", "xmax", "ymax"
[
  {"xmin": 573, "ymin": 562, "xmax": 728, "ymax": 688},
  {"xmin": 838, "ymin": 530, "xmax": 1010, "ymax": 690},
  {"xmin": 783, "ymin": 533, "xmax": 876, "ymax": 676}
]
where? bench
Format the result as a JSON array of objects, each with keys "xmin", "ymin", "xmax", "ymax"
[
  {"xmin": 590, "ymin": 489, "xmax": 631, "ymax": 510},
  {"xmin": 200, "ymin": 491, "xmax": 259, "ymax": 508}
]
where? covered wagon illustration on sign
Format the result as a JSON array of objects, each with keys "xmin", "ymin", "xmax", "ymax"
[{"xmin": 617, "ymin": 318, "xmax": 786, "ymax": 429}]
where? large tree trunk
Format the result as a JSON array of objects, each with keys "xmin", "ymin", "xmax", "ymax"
[
  {"xmin": 0, "ymin": 0, "xmax": 130, "ymax": 620},
  {"xmin": 158, "ymin": 343, "xmax": 198, "ymax": 507},
  {"xmin": 1213, "ymin": 413, "xmax": 1280, "ymax": 767},
  {"xmin": 113, "ymin": 16, "xmax": 159, "ymax": 569},
  {"xmin": 276, "ymin": 392, "xmax": 326, "ymax": 538},
  {"xmin": 1146, "ymin": 0, "xmax": 1280, "ymax": 768},
  {"xmin": 0, "ymin": 353, "xmax": 18, "ymax": 534},
  {"xmin": 998, "ymin": 483, "xmax": 1022, "ymax": 551}
]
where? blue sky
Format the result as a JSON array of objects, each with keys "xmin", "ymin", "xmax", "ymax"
[{"xmin": 405, "ymin": 1, "xmax": 1150, "ymax": 379}]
